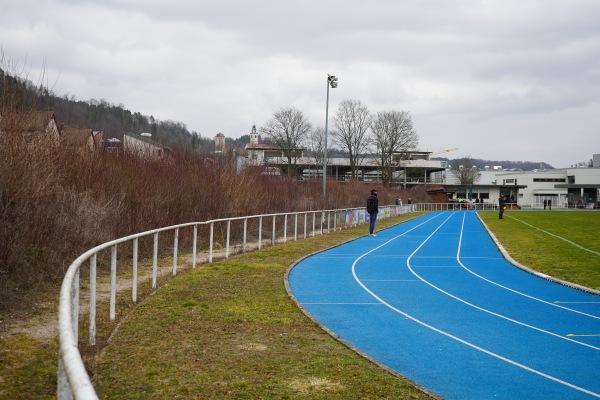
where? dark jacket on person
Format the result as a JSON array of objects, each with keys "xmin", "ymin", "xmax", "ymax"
[
  {"xmin": 499, "ymin": 196, "xmax": 506, "ymax": 208},
  {"xmin": 367, "ymin": 194, "xmax": 379, "ymax": 214}
]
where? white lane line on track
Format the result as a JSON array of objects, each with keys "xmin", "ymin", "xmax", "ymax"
[
  {"xmin": 362, "ymin": 279, "xmax": 422, "ymax": 282},
  {"xmin": 412, "ymin": 255, "xmax": 456, "ymax": 258},
  {"xmin": 507, "ymin": 215, "xmax": 600, "ymax": 256},
  {"xmin": 456, "ymin": 213, "xmax": 600, "ymax": 321},
  {"xmin": 351, "ymin": 212, "xmax": 600, "ymax": 398},
  {"xmin": 303, "ymin": 302, "xmax": 382, "ymax": 305}
]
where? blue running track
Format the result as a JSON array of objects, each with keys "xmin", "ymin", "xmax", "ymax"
[{"xmin": 287, "ymin": 211, "xmax": 600, "ymax": 399}]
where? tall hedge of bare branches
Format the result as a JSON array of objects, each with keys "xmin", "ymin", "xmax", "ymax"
[{"xmin": 0, "ymin": 137, "xmax": 427, "ymax": 308}]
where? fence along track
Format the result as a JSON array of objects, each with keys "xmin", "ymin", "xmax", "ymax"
[{"xmin": 57, "ymin": 205, "xmax": 409, "ymax": 399}]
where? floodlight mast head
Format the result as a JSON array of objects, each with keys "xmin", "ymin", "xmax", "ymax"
[{"xmin": 328, "ymin": 74, "xmax": 338, "ymax": 88}]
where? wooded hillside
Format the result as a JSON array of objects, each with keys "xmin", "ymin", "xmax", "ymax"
[{"xmin": 0, "ymin": 67, "xmax": 252, "ymax": 154}]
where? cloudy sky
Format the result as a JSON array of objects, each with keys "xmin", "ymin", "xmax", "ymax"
[{"xmin": 1, "ymin": 0, "xmax": 599, "ymax": 168}]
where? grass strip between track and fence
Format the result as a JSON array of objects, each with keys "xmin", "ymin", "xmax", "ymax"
[{"xmin": 91, "ymin": 213, "xmax": 435, "ymax": 399}]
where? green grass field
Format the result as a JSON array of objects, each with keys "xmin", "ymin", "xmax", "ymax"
[
  {"xmin": 1, "ymin": 210, "xmax": 598, "ymax": 399},
  {"xmin": 479, "ymin": 210, "xmax": 600, "ymax": 291}
]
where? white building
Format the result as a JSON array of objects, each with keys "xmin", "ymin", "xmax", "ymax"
[
  {"xmin": 439, "ymin": 156, "xmax": 600, "ymax": 208},
  {"xmin": 244, "ymin": 124, "xmax": 303, "ymax": 163},
  {"xmin": 123, "ymin": 132, "xmax": 169, "ymax": 159},
  {"xmin": 495, "ymin": 166, "xmax": 600, "ymax": 207},
  {"xmin": 439, "ymin": 169, "xmax": 523, "ymax": 205}
]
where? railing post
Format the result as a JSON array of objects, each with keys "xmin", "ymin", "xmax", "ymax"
[
  {"xmin": 89, "ymin": 254, "xmax": 96, "ymax": 345},
  {"xmin": 192, "ymin": 225, "xmax": 198, "ymax": 269},
  {"xmin": 132, "ymin": 238, "xmax": 138, "ymax": 302},
  {"xmin": 110, "ymin": 245, "xmax": 117, "ymax": 320},
  {"xmin": 58, "ymin": 263, "xmax": 98, "ymax": 400},
  {"xmin": 173, "ymin": 228, "xmax": 179, "ymax": 275},
  {"xmin": 272, "ymin": 215, "xmax": 276, "ymax": 245},
  {"xmin": 258, "ymin": 216, "xmax": 263, "ymax": 249},
  {"xmin": 321, "ymin": 211, "xmax": 325, "ymax": 235},
  {"xmin": 304, "ymin": 213, "xmax": 307, "ymax": 239},
  {"xmin": 152, "ymin": 233, "xmax": 158, "ymax": 289},
  {"xmin": 209, "ymin": 222, "xmax": 214, "ymax": 263},
  {"xmin": 312, "ymin": 212, "xmax": 316, "ymax": 237},
  {"xmin": 284, "ymin": 215, "xmax": 288, "ymax": 243},
  {"xmin": 72, "ymin": 269, "xmax": 79, "ymax": 345},
  {"xmin": 294, "ymin": 214, "xmax": 298, "ymax": 241},
  {"xmin": 243, "ymin": 218, "xmax": 248, "ymax": 252},
  {"xmin": 57, "ymin": 358, "xmax": 72, "ymax": 400},
  {"xmin": 226, "ymin": 220, "xmax": 231, "ymax": 258}
]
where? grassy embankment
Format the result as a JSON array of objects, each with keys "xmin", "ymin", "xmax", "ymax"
[{"xmin": 92, "ymin": 213, "xmax": 435, "ymax": 399}]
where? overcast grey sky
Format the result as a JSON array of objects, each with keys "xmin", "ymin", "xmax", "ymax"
[{"xmin": 1, "ymin": 0, "xmax": 599, "ymax": 167}]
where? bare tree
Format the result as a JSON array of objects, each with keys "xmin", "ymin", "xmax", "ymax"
[
  {"xmin": 308, "ymin": 125, "xmax": 325, "ymax": 167},
  {"xmin": 450, "ymin": 156, "xmax": 481, "ymax": 185},
  {"xmin": 371, "ymin": 110, "xmax": 419, "ymax": 186},
  {"xmin": 331, "ymin": 99, "xmax": 372, "ymax": 179},
  {"xmin": 260, "ymin": 107, "xmax": 312, "ymax": 176}
]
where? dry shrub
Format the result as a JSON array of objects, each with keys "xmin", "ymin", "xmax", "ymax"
[{"xmin": 0, "ymin": 129, "xmax": 428, "ymax": 309}]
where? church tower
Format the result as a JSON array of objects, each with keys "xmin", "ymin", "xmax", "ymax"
[
  {"xmin": 249, "ymin": 124, "xmax": 259, "ymax": 145},
  {"xmin": 214, "ymin": 132, "xmax": 226, "ymax": 153}
]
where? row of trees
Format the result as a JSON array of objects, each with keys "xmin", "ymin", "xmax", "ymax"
[{"xmin": 260, "ymin": 100, "xmax": 419, "ymax": 186}]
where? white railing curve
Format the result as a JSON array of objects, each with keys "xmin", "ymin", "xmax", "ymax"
[{"xmin": 57, "ymin": 205, "xmax": 410, "ymax": 399}]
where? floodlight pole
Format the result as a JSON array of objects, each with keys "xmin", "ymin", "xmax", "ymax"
[{"xmin": 323, "ymin": 74, "xmax": 337, "ymax": 198}]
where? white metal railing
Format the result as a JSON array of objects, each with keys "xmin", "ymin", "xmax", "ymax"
[
  {"xmin": 411, "ymin": 202, "xmax": 522, "ymax": 212},
  {"xmin": 410, "ymin": 201, "xmax": 579, "ymax": 212},
  {"xmin": 57, "ymin": 205, "xmax": 410, "ymax": 399}
]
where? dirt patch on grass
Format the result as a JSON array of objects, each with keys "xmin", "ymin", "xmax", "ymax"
[
  {"xmin": 7, "ymin": 312, "xmax": 57, "ymax": 341},
  {"xmin": 237, "ymin": 342, "xmax": 268, "ymax": 351},
  {"xmin": 287, "ymin": 376, "xmax": 345, "ymax": 394}
]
